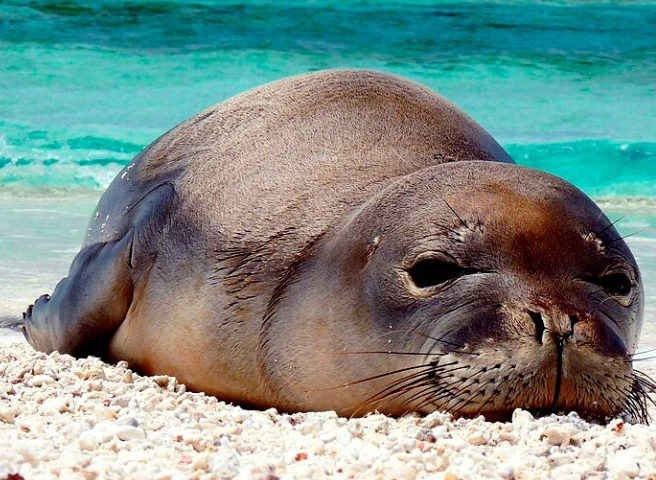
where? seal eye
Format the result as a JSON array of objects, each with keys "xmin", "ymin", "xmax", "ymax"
[
  {"xmin": 407, "ymin": 258, "xmax": 464, "ymax": 289},
  {"xmin": 598, "ymin": 272, "xmax": 633, "ymax": 297}
]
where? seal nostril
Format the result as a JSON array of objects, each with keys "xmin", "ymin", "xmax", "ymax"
[
  {"xmin": 569, "ymin": 314, "xmax": 579, "ymax": 333},
  {"xmin": 529, "ymin": 311, "xmax": 545, "ymax": 344}
]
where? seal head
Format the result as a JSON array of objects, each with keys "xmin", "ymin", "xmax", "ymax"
[{"xmin": 262, "ymin": 161, "xmax": 644, "ymax": 420}]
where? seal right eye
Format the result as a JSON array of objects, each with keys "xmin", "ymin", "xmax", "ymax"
[{"xmin": 407, "ymin": 258, "xmax": 465, "ymax": 289}]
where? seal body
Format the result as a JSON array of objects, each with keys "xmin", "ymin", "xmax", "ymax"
[{"xmin": 23, "ymin": 70, "xmax": 645, "ymax": 420}]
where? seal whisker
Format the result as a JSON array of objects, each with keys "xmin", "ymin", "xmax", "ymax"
[
  {"xmin": 598, "ymin": 369, "xmax": 642, "ymax": 419},
  {"xmin": 288, "ymin": 347, "xmax": 458, "ymax": 357},
  {"xmin": 626, "ymin": 394, "xmax": 649, "ymax": 424},
  {"xmin": 412, "ymin": 384, "xmax": 461, "ymax": 413},
  {"xmin": 634, "ymin": 369, "xmax": 656, "ymax": 391},
  {"xmin": 441, "ymin": 371, "xmax": 495, "ymax": 415},
  {"xmin": 365, "ymin": 375, "xmax": 434, "ymax": 412},
  {"xmin": 399, "ymin": 384, "xmax": 444, "ymax": 416},
  {"xmin": 415, "ymin": 333, "xmax": 473, "ymax": 353},
  {"xmin": 618, "ymin": 384, "xmax": 648, "ymax": 424},
  {"xmin": 453, "ymin": 375, "xmax": 500, "ymax": 416},
  {"xmin": 457, "ymin": 363, "xmax": 522, "ymax": 417},
  {"xmin": 625, "ymin": 356, "xmax": 656, "ymax": 363},
  {"xmin": 608, "ymin": 229, "xmax": 646, "ymax": 244},
  {"xmin": 399, "ymin": 367, "xmax": 477, "ymax": 415},
  {"xmin": 410, "ymin": 388, "xmax": 446, "ymax": 414},
  {"xmin": 350, "ymin": 377, "xmax": 435, "ymax": 417},
  {"xmin": 306, "ymin": 363, "xmax": 437, "ymax": 394},
  {"xmin": 592, "ymin": 369, "xmax": 650, "ymax": 423},
  {"xmin": 336, "ymin": 350, "xmax": 459, "ymax": 357},
  {"xmin": 632, "ymin": 385, "xmax": 656, "ymax": 421},
  {"xmin": 354, "ymin": 363, "xmax": 471, "ymax": 415},
  {"xmin": 410, "ymin": 364, "xmax": 485, "ymax": 413},
  {"xmin": 413, "ymin": 377, "xmax": 477, "ymax": 414},
  {"xmin": 473, "ymin": 383, "xmax": 504, "ymax": 417},
  {"xmin": 362, "ymin": 367, "xmax": 441, "ymax": 402},
  {"xmin": 627, "ymin": 348, "xmax": 656, "ymax": 360},
  {"xmin": 357, "ymin": 362, "xmax": 461, "ymax": 406},
  {"xmin": 632, "ymin": 370, "xmax": 656, "ymax": 422},
  {"xmin": 442, "ymin": 198, "xmax": 474, "ymax": 232},
  {"xmin": 592, "ymin": 215, "xmax": 625, "ymax": 238},
  {"xmin": 599, "ymin": 380, "xmax": 639, "ymax": 420},
  {"xmin": 368, "ymin": 327, "xmax": 470, "ymax": 352}
]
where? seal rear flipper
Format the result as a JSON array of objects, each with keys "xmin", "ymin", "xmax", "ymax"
[
  {"xmin": 23, "ymin": 181, "xmax": 176, "ymax": 357},
  {"xmin": 23, "ymin": 230, "xmax": 136, "ymax": 356}
]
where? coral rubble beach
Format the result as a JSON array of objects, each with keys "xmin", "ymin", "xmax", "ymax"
[{"xmin": 1, "ymin": 341, "xmax": 656, "ymax": 479}]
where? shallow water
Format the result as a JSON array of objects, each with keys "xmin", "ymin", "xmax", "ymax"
[
  {"xmin": 1, "ymin": 1, "xmax": 655, "ymax": 192},
  {"xmin": 0, "ymin": 192, "xmax": 98, "ymax": 318},
  {"xmin": 1, "ymin": 1, "xmax": 655, "ymax": 348}
]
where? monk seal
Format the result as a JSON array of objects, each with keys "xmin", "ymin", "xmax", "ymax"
[{"xmin": 22, "ymin": 69, "xmax": 650, "ymax": 421}]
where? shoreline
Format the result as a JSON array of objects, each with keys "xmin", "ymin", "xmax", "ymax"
[{"xmin": 2, "ymin": 342, "xmax": 656, "ymax": 478}]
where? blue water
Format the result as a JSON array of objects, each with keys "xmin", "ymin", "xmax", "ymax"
[
  {"xmin": 1, "ymin": 1, "xmax": 656, "ymax": 342},
  {"xmin": 1, "ymin": 0, "xmax": 655, "ymax": 195}
]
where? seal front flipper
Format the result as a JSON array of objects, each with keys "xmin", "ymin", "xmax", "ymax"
[{"xmin": 23, "ymin": 182, "xmax": 175, "ymax": 356}]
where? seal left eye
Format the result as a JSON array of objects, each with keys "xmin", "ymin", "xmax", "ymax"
[
  {"xmin": 598, "ymin": 272, "xmax": 633, "ymax": 297},
  {"xmin": 407, "ymin": 258, "xmax": 465, "ymax": 289}
]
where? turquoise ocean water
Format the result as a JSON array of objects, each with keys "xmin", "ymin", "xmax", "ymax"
[{"xmin": 1, "ymin": 1, "xmax": 656, "ymax": 343}]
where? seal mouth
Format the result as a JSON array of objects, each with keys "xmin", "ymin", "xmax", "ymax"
[
  {"xmin": 529, "ymin": 309, "xmax": 599, "ymax": 416},
  {"xmin": 406, "ymin": 337, "xmax": 654, "ymax": 424},
  {"xmin": 551, "ymin": 334, "xmax": 570, "ymax": 411},
  {"xmin": 528, "ymin": 309, "xmax": 570, "ymax": 408}
]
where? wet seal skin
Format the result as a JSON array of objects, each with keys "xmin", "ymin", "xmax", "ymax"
[{"xmin": 22, "ymin": 69, "xmax": 653, "ymax": 422}]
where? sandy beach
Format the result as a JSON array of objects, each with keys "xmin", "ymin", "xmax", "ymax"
[{"xmin": 2, "ymin": 338, "xmax": 656, "ymax": 479}]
